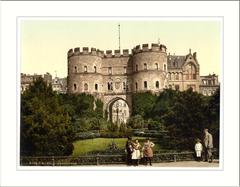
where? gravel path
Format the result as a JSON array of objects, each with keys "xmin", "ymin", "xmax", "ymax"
[{"xmin": 85, "ymin": 160, "xmax": 219, "ymax": 167}]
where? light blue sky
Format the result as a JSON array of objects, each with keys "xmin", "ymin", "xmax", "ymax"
[{"xmin": 21, "ymin": 20, "xmax": 221, "ymax": 78}]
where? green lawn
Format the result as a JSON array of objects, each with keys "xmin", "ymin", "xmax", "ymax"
[{"xmin": 72, "ymin": 137, "xmax": 166, "ymax": 156}]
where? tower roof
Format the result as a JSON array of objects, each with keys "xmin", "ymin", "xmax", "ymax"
[{"xmin": 167, "ymin": 55, "xmax": 186, "ymax": 69}]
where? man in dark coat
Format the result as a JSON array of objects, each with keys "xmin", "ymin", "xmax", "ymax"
[
  {"xmin": 203, "ymin": 128, "xmax": 214, "ymax": 162},
  {"xmin": 125, "ymin": 136, "xmax": 133, "ymax": 166}
]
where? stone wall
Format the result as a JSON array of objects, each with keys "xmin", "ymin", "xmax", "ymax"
[{"xmin": 67, "ymin": 44, "xmax": 204, "ymax": 121}]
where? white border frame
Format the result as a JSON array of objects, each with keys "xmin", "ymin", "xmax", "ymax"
[{"xmin": 0, "ymin": 1, "xmax": 239, "ymax": 186}]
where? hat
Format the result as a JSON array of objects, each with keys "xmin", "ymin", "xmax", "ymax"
[{"xmin": 196, "ymin": 138, "xmax": 201, "ymax": 142}]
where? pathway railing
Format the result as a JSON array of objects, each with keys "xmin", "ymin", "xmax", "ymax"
[{"xmin": 20, "ymin": 151, "xmax": 218, "ymax": 166}]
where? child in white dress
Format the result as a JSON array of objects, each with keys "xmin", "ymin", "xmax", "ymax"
[{"xmin": 195, "ymin": 138, "xmax": 203, "ymax": 162}]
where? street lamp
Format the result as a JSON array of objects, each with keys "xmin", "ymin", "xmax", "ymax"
[{"xmin": 116, "ymin": 102, "xmax": 119, "ymax": 126}]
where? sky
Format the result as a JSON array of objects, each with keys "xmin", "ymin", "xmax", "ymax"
[{"xmin": 20, "ymin": 19, "xmax": 221, "ymax": 78}]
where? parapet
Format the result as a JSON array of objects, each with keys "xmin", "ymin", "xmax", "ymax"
[
  {"xmin": 132, "ymin": 43, "xmax": 167, "ymax": 54},
  {"xmin": 123, "ymin": 49, "xmax": 129, "ymax": 56},
  {"xmin": 67, "ymin": 43, "xmax": 167, "ymax": 59},
  {"xmin": 106, "ymin": 50, "xmax": 113, "ymax": 58},
  {"xmin": 67, "ymin": 47, "xmax": 131, "ymax": 58},
  {"xmin": 67, "ymin": 47, "xmax": 105, "ymax": 58},
  {"xmin": 114, "ymin": 50, "xmax": 121, "ymax": 57}
]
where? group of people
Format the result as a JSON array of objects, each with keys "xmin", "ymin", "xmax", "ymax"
[
  {"xmin": 194, "ymin": 128, "xmax": 214, "ymax": 162},
  {"xmin": 125, "ymin": 137, "xmax": 155, "ymax": 166},
  {"xmin": 125, "ymin": 128, "xmax": 214, "ymax": 166}
]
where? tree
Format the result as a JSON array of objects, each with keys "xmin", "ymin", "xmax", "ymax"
[
  {"xmin": 21, "ymin": 77, "xmax": 74, "ymax": 156},
  {"xmin": 162, "ymin": 88, "xmax": 210, "ymax": 150},
  {"xmin": 127, "ymin": 115, "xmax": 145, "ymax": 129},
  {"xmin": 204, "ymin": 88, "xmax": 220, "ymax": 149},
  {"xmin": 151, "ymin": 89, "xmax": 178, "ymax": 121},
  {"xmin": 132, "ymin": 92, "xmax": 157, "ymax": 118}
]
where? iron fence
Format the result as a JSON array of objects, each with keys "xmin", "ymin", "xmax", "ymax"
[{"xmin": 20, "ymin": 150, "xmax": 218, "ymax": 166}]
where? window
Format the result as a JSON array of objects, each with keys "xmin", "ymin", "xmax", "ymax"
[
  {"xmin": 155, "ymin": 63, "xmax": 158, "ymax": 70},
  {"xmin": 144, "ymin": 63, "xmax": 147, "ymax": 70},
  {"xmin": 136, "ymin": 64, "xmax": 138, "ymax": 72},
  {"xmin": 124, "ymin": 66, "xmax": 127, "ymax": 74},
  {"xmin": 193, "ymin": 74, "xmax": 196, "ymax": 79},
  {"xmin": 175, "ymin": 73, "xmax": 179, "ymax": 80},
  {"xmin": 169, "ymin": 73, "xmax": 171, "ymax": 80},
  {"xmin": 171, "ymin": 73, "xmax": 175, "ymax": 80},
  {"xmin": 185, "ymin": 63, "xmax": 196, "ymax": 80},
  {"xmin": 187, "ymin": 84, "xmax": 196, "ymax": 91},
  {"xmin": 73, "ymin": 84, "xmax": 77, "ymax": 91},
  {"xmin": 84, "ymin": 83, "xmax": 88, "ymax": 91},
  {"xmin": 144, "ymin": 81, "xmax": 147, "ymax": 89},
  {"xmin": 208, "ymin": 80, "xmax": 212, "ymax": 85},
  {"xmin": 108, "ymin": 82, "xmax": 113, "ymax": 91},
  {"xmin": 164, "ymin": 64, "xmax": 167, "ymax": 71},
  {"xmin": 135, "ymin": 82, "xmax": 138, "ymax": 90},
  {"xmin": 108, "ymin": 67, "xmax": 112, "ymax": 75},
  {"xmin": 95, "ymin": 84, "xmax": 98, "ymax": 91},
  {"xmin": 84, "ymin": 66, "xmax": 87, "ymax": 72},
  {"xmin": 123, "ymin": 82, "xmax": 126, "ymax": 90},
  {"xmin": 179, "ymin": 73, "xmax": 182, "ymax": 80},
  {"xmin": 175, "ymin": 85, "xmax": 180, "ymax": 91},
  {"xmin": 94, "ymin": 66, "xmax": 97, "ymax": 73},
  {"xmin": 74, "ymin": 66, "xmax": 77, "ymax": 73},
  {"xmin": 156, "ymin": 81, "xmax": 159, "ymax": 89}
]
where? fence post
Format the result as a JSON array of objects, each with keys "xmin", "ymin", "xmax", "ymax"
[
  {"xmin": 52, "ymin": 156, "xmax": 55, "ymax": 166},
  {"xmin": 174, "ymin": 154, "xmax": 177, "ymax": 162},
  {"xmin": 96, "ymin": 154, "xmax": 99, "ymax": 166}
]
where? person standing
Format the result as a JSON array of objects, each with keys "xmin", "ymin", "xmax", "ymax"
[
  {"xmin": 132, "ymin": 139, "xmax": 141, "ymax": 166},
  {"xmin": 125, "ymin": 136, "xmax": 133, "ymax": 166},
  {"xmin": 203, "ymin": 128, "xmax": 214, "ymax": 162},
  {"xmin": 142, "ymin": 138, "xmax": 155, "ymax": 166},
  {"xmin": 194, "ymin": 138, "xmax": 203, "ymax": 162}
]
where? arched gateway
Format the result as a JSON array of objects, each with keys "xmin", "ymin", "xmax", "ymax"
[{"xmin": 105, "ymin": 96, "xmax": 131, "ymax": 125}]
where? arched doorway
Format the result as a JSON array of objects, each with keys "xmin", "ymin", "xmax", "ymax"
[{"xmin": 108, "ymin": 98, "xmax": 130, "ymax": 125}]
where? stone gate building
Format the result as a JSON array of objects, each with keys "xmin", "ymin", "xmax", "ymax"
[{"xmin": 67, "ymin": 43, "xmax": 203, "ymax": 124}]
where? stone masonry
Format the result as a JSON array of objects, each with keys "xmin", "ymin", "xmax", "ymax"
[{"xmin": 67, "ymin": 43, "xmax": 214, "ymax": 123}]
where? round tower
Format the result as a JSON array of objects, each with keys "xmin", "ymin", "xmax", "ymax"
[
  {"xmin": 132, "ymin": 43, "xmax": 168, "ymax": 93},
  {"xmin": 67, "ymin": 47, "xmax": 103, "ymax": 95}
]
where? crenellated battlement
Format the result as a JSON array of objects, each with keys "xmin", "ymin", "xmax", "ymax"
[
  {"xmin": 132, "ymin": 43, "xmax": 167, "ymax": 54},
  {"xmin": 67, "ymin": 47, "xmax": 105, "ymax": 58},
  {"xmin": 67, "ymin": 47, "xmax": 131, "ymax": 58},
  {"xmin": 67, "ymin": 43, "xmax": 167, "ymax": 59}
]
